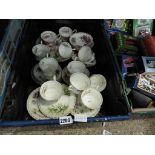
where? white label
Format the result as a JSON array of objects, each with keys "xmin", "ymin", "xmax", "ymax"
[
  {"xmin": 102, "ymin": 130, "xmax": 112, "ymax": 135},
  {"xmin": 59, "ymin": 116, "xmax": 73, "ymax": 125},
  {"xmin": 74, "ymin": 115, "xmax": 87, "ymax": 122}
]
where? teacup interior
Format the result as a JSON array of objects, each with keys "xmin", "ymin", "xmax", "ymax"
[
  {"xmin": 81, "ymin": 88, "xmax": 103, "ymax": 109},
  {"xmin": 40, "ymin": 81, "xmax": 63, "ymax": 101}
]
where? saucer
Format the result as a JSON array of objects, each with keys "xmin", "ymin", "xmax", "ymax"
[
  {"xmin": 71, "ymin": 94, "xmax": 101, "ymax": 117},
  {"xmin": 56, "ymin": 55, "xmax": 71, "ymax": 62},
  {"xmin": 31, "ymin": 64, "xmax": 46, "ymax": 85},
  {"xmin": 62, "ymin": 67, "xmax": 90, "ymax": 84},
  {"xmin": 38, "ymin": 85, "xmax": 76, "ymax": 118},
  {"xmin": 31, "ymin": 64, "xmax": 62, "ymax": 85},
  {"xmin": 27, "ymin": 87, "xmax": 49, "ymax": 120},
  {"xmin": 90, "ymin": 74, "xmax": 107, "ymax": 92}
]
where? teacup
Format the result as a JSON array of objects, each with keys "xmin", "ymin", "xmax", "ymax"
[
  {"xmin": 32, "ymin": 44, "xmax": 50, "ymax": 61},
  {"xmin": 40, "ymin": 80, "xmax": 64, "ymax": 101},
  {"xmin": 69, "ymin": 73, "xmax": 91, "ymax": 94},
  {"xmin": 78, "ymin": 46, "xmax": 94, "ymax": 62},
  {"xmin": 59, "ymin": 27, "xmax": 77, "ymax": 41},
  {"xmin": 90, "ymin": 74, "xmax": 107, "ymax": 92},
  {"xmin": 40, "ymin": 31, "xmax": 58, "ymax": 46},
  {"xmin": 67, "ymin": 61, "xmax": 87, "ymax": 75},
  {"xmin": 39, "ymin": 57, "xmax": 59, "ymax": 78},
  {"xmin": 58, "ymin": 42, "xmax": 73, "ymax": 59},
  {"xmin": 81, "ymin": 88, "xmax": 103, "ymax": 110}
]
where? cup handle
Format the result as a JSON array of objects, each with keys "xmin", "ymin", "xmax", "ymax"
[
  {"xmin": 68, "ymin": 85, "xmax": 79, "ymax": 94},
  {"xmin": 96, "ymin": 85, "xmax": 100, "ymax": 91},
  {"xmin": 72, "ymin": 29, "xmax": 77, "ymax": 33},
  {"xmin": 57, "ymin": 34, "xmax": 62, "ymax": 42},
  {"xmin": 68, "ymin": 85, "xmax": 75, "ymax": 92},
  {"xmin": 71, "ymin": 52, "xmax": 77, "ymax": 60},
  {"xmin": 74, "ymin": 56, "xmax": 79, "ymax": 61},
  {"xmin": 57, "ymin": 35, "xmax": 62, "ymax": 40},
  {"xmin": 53, "ymin": 75, "xmax": 57, "ymax": 81},
  {"xmin": 46, "ymin": 53, "xmax": 49, "ymax": 58},
  {"xmin": 88, "ymin": 53, "xmax": 95, "ymax": 62}
]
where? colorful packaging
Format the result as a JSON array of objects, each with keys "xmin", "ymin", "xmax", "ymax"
[
  {"xmin": 133, "ymin": 19, "xmax": 153, "ymax": 27},
  {"xmin": 133, "ymin": 19, "xmax": 153, "ymax": 37},
  {"xmin": 115, "ymin": 33, "xmax": 138, "ymax": 54},
  {"xmin": 122, "ymin": 55, "xmax": 139, "ymax": 78},
  {"xmin": 112, "ymin": 19, "xmax": 130, "ymax": 32},
  {"xmin": 134, "ymin": 73, "xmax": 155, "ymax": 98},
  {"xmin": 142, "ymin": 56, "xmax": 155, "ymax": 72}
]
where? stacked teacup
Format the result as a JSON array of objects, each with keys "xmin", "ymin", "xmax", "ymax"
[
  {"xmin": 33, "ymin": 28, "xmax": 77, "ymax": 62},
  {"xmin": 72, "ymin": 46, "xmax": 96, "ymax": 67},
  {"xmin": 62, "ymin": 60, "xmax": 90, "ymax": 84},
  {"xmin": 56, "ymin": 41, "xmax": 74, "ymax": 62},
  {"xmin": 27, "ymin": 80, "xmax": 76, "ymax": 119},
  {"xmin": 70, "ymin": 73, "xmax": 107, "ymax": 117},
  {"xmin": 32, "ymin": 44, "xmax": 51, "ymax": 61},
  {"xmin": 59, "ymin": 26, "xmax": 77, "ymax": 42},
  {"xmin": 39, "ymin": 80, "xmax": 76, "ymax": 118},
  {"xmin": 31, "ymin": 57, "xmax": 62, "ymax": 85}
]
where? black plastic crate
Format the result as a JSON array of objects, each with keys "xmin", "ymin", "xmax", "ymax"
[{"xmin": 0, "ymin": 20, "xmax": 130, "ymax": 126}]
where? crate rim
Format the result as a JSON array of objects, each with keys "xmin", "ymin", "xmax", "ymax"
[{"xmin": 0, "ymin": 114, "xmax": 131, "ymax": 127}]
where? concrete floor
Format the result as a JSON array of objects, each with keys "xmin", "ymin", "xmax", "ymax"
[{"xmin": 0, "ymin": 118, "xmax": 155, "ymax": 135}]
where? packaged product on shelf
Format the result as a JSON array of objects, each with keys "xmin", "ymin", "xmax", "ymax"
[
  {"xmin": 134, "ymin": 73, "xmax": 155, "ymax": 98},
  {"xmin": 115, "ymin": 32, "xmax": 139, "ymax": 55},
  {"xmin": 112, "ymin": 19, "xmax": 130, "ymax": 32},
  {"xmin": 133, "ymin": 19, "xmax": 153, "ymax": 37}
]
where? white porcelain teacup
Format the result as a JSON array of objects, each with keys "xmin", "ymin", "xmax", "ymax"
[
  {"xmin": 69, "ymin": 73, "xmax": 91, "ymax": 94},
  {"xmin": 78, "ymin": 46, "xmax": 94, "ymax": 62},
  {"xmin": 90, "ymin": 74, "xmax": 107, "ymax": 92},
  {"xmin": 32, "ymin": 44, "xmax": 50, "ymax": 61},
  {"xmin": 58, "ymin": 42, "xmax": 73, "ymax": 59},
  {"xmin": 67, "ymin": 61, "xmax": 87, "ymax": 75},
  {"xmin": 40, "ymin": 31, "xmax": 58, "ymax": 46},
  {"xmin": 72, "ymin": 46, "xmax": 96, "ymax": 67},
  {"xmin": 59, "ymin": 27, "xmax": 77, "ymax": 41},
  {"xmin": 81, "ymin": 88, "xmax": 103, "ymax": 109},
  {"xmin": 39, "ymin": 57, "xmax": 59, "ymax": 78},
  {"xmin": 40, "ymin": 80, "xmax": 64, "ymax": 101}
]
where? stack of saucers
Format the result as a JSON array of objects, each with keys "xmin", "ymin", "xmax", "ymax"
[
  {"xmin": 27, "ymin": 80, "xmax": 76, "ymax": 120},
  {"xmin": 31, "ymin": 57, "xmax": 62, "ymax": 85}
]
